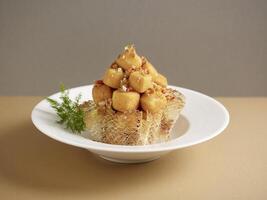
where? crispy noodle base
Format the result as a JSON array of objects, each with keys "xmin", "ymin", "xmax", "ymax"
[{"xmin": 81, "ymin": 89, "xmax": 185, "ymax": 145}]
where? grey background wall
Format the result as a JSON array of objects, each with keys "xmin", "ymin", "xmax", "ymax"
[{"xmin": 0, "ymin": 0, "xmax": 266, "ymax": 96}]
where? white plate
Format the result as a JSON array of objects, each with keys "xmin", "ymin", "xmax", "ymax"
[{"xmin": 31, "ymin": 85, "xmax": 229, "ymax": 163}]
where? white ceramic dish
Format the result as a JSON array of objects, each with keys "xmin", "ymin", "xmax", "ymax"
[{"xmin": 31, "ymin": 85, "xmax": 229, "ymax": 163}]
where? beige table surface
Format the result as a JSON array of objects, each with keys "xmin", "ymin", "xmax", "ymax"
[{"xmin": 0, "ymin": 97, "xmax": 266, "ymax": 200}]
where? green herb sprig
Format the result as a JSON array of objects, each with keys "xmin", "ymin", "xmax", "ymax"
[{"xmin": 47, "ymin": 84, "xmax": 86, "ymax": 133}]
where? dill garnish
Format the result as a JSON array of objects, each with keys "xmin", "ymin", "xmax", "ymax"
[{"xmin": 47, "ymin": 84, "xmax": 86, "ymax": 133}]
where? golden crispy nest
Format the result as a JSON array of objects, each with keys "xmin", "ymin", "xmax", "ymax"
[{"xmin": 82, "ymin": 89, "xmax": 185, "ymax": 145}]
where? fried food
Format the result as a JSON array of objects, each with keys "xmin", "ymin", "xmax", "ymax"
[
  {"xmin": 140, "ymin": 92, "xmax": 167, "ymax": 113},
  {"xmin": 154, "ymin": 73, "xmax": 168, "ymax": 87},
  {"xmin": 129, "ymin": 71, "xmax": 153, "ymax": 93},
  {"xmin": 112, "ymin": 90, "xmax": 140, "ymax": 112},
  {"xmin": 116, "ymin": 45, "xmax": 142, "ymax": 70},
  {"xmin": 92, "ymin": 81, "xmax": 112, "ymax": 103},
  {"xmin": 84, "ymin": 45, "xmax": 185, "ymax": 145},
  {"xmin": 103, "ymin": 68, "xmax": 124, "ymax": 88}
]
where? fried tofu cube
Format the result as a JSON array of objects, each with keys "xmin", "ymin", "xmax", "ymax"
[
  {"xmin": 143, "ymin": 60, "xmax": 158, "ymax": 80},
  {"xmin": 140, "ymin": 92, "xmax": 167, "ymax": 113},
  {"xmin": 92, "ymin": 83, "xmax": 112, "ymax": 103},
  {"xmin": 112, "ymin": 90, "xmax": 140, "ymax": 112},
  {"xmin": 116, "ymin": 54, "xmax": 142, "ymax": 70},
  {"xmin": 103, "ymin": 68, "xmax": 124, "ymax": 88},
  {"xmin": 129, "ymin": 71, "xmax": 153, "ymax": 93},
  {"xmin": 116, "ymin": 45, "xmax": 142, "ymax": 70},
  {"xmin": 154, "ymin": 73, "xmax": 168, "ymax": 87}
]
